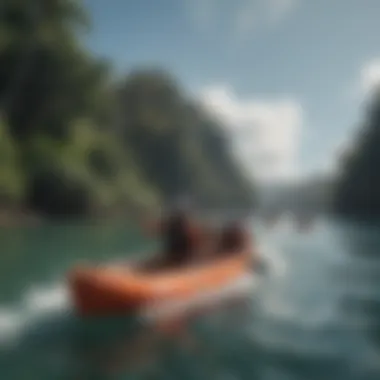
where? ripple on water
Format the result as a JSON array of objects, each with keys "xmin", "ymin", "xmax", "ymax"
[
  {"xmin": 0, "ymin": 280, "xmax": 72, "ymax": 348},
  {"xmin": 2, "ymin": 220, "xmax": 380, "ymax": 380}
]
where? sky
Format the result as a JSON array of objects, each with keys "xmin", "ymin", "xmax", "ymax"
[{"xmin": 83, "ymin": 0, "xmax": 380, "ymax": 184}]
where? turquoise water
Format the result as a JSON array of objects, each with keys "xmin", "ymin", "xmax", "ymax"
[{"xmin": 1, "ymin": 217, "xmax": 380, "ymax": 380}]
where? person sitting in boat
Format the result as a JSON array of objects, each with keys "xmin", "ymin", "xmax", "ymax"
[
  {"xmin": 142, "ymin": 198, "xmax": 204, "ymax": 269},
  {"xmin": 163, "ymin": 205, "xmax": 203, "ymax": 267},
  {"xmin": 218, "ymin": 220, "xmax": 252, "ymax": 260}
]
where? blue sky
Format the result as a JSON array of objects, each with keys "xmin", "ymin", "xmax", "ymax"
[{"xmin": 83, "ymin": 0, "xmax": 380, "ymax": 183}]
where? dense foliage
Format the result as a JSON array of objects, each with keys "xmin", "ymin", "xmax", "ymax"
[
  {"xmin": 0, "ymin": 0, "xmax": 254, "ymax": 219},
  {"xmin": 334, "ymin": 90, "xmax": 380, "ymax": 219}
]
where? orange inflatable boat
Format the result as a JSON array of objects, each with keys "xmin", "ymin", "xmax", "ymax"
[{"xmin": 68, "ymin": 253, "xmax": 251, "ymax": 317}]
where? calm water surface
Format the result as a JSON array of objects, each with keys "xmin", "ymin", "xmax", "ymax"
[{"xmin": 1, "ymin": 217, "xmax": 380, "ymax": 380}]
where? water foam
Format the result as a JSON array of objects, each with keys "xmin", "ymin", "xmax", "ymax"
[
  {"xmin": 0, "ymin": 307, "xmax": 25, "ymax": 345},
  {"xmin": 23, "ymin": 282, "xmax": 69, "ymax": 316},
  {"xmin": 0, "ymin": 280, "xmax": 70, "ymax": 347},
  {"xmin": 258, "ymin": 241, "xmax": 287, "ymax": 279},
  {"xmin": 140, "ymin": 273, "xmax": 259, "ymax": 322}
]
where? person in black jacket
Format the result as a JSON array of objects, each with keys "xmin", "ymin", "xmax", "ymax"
[{"xmin": 142, "ymin": 198, "xmax": 204, "ymax": 269}]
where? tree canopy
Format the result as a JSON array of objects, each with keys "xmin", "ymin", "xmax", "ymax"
[{"xmin": 0, "ymin": 0, "xmax": 255, "ymax": 220}]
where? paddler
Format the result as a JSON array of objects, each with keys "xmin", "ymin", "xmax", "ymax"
[
  {"xmin": 218, "ymin": 220, "xmax": 254, "ymax": 262},
  {"xmin": 142, "ymin": 197, "xmax": 204, "ymax": 269}
]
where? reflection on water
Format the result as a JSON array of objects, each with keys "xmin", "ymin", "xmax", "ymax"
[{"xmin": 1, "ymin": 218, "xmax": 380, "ymax": 379}]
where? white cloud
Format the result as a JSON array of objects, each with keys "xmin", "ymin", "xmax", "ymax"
[
  {"xmin": 345, "ymin": 59, "xmax": 380, "ymax": 104},
  {"xmin": 360, "ymin": 59, "xmax": 380, "ymax": 96},
  {"xmin": 199, "ymin": 85, "xmax": 304, "ymax": 183}
]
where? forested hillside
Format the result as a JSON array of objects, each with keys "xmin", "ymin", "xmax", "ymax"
[
  {"xmin": 0, "ymin": 0, "xmax": 254, "ymax": 220},
  {"xmin": 334, "ymin": 89, "xmax": 380, "ymax": 219}
]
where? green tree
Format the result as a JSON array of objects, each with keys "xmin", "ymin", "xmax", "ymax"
[
  {"xmin": 24, "ymin": 119, "xmax": 158, "ymax": 218},
  {"xmin": 0, "ymin": 0, "xmax": 110, "ymax": 141},
  {"xmin": 0, "ymin": 1, "xmax": 254, "ymax": 219}
]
